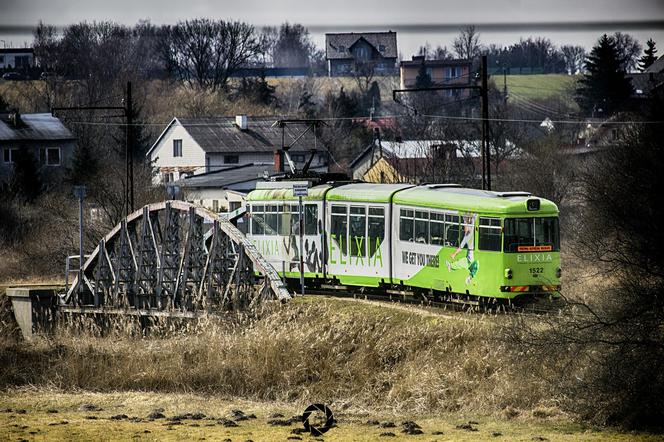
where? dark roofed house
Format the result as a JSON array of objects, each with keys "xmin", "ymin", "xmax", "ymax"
[
  {"xmin": 644, "ymin": 54, "xmax": 664, "ymax": 74},
  {"xmin": 147, "ymin": 115, "xmax": 328, "ymax": 185},
  {"xmin": 325, "ymin": 31, "xmax": 397, "ymax": 76},
  {"xmin": 0, "ymin": 110, "xmax": 76, "ymax": 186}
]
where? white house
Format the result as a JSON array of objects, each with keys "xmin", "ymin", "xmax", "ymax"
[{"xmin": 147, "ymin": 115, "xmax": 328, "ymax": 184}]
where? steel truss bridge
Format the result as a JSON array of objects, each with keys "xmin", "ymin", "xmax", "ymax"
[{"xmin": 62, "ymin": 201, "xmax": 290, "ymax": 316}]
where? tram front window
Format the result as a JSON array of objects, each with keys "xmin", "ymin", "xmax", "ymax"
[{"xmin": 504, "ymin": 217, "xmax": 559, "ymax": 252}]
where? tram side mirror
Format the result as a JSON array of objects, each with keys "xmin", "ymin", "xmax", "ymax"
[{"xmin": 527, "ymin": 199, "xmax": 540, "ymax": 211}]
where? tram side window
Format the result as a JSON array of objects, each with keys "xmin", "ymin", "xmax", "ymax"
[
  {"xmin": 414, "ymin": 211, "xmax": 429, "ymax": 244},
  {"xmin": 331, "ymin": 205, "xmax": 348, "ymax": 256},
  {"xmin": 399, "ymin": 209, "xmax": 414, "ymax": 241},
  {"xmin": 368, "ymin": 207, "xmax": 385, "ymax": 256},
  {"xmin": 290, "ymin": 205, "xmax": 300, "ymax": 235},
  {"xmin": 349, "ymin": 206, "xmax": 367, "ymax": 257},
  {"xmin": 279, "ymin": 205, "xmax": 291, "ymax": 236},
  {"xmin": 445, "ymin": 214, "xmax": 460, "ymax": 247},
  {"xmin": 265, "ymin": 205, "xmax": 279, "ymax": 235},
  {"xmin": 305, "ymin": 204, "xmax": 318, "ymax": 235},
  {"xmin": 430, "ymin": 212, "xmax": 445, "ymax": 245},
  {"xmin": 251, "ymin": 205, "xmax": 265, "ymax": 235},
  {"xmin": 535, "ymin": 217, "xmax": 559, "ymax": 249},
  {"xmin": 478, "ymin": 217, "xmax": 502, "ymax": 251}
]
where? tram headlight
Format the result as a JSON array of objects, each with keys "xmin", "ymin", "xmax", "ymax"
[
  {"xmin": 556, "ymin": 267, "xmax": 562, "ymax": 278},
  {"xmin": 504, "ymin": 268, "xmax": 513, "ymax": 279},
  {"xmin": 527, "ymin": 199, "xmax": 540, "ymax": 211}
]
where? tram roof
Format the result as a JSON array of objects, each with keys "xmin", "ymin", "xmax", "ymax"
[
  {"xmin": 247, "ymin": 182, "xmax": 558, "ymax": 215},
  {"xmin": 326, "ymin": 183, "xmax": 415, "ymax": 203},
  {"xmin": 394, "ymin": 186, "xmax": 559, "ymax": 215},
  {"xmin": 247, "ymin": 183, "xmax": 333, "ymax": 201}
]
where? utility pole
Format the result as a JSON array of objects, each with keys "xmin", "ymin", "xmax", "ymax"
[
  {"xmin": 392, "ymin": 59, "xmax": 492, "ymax": 190},
  {"xmin": 73, "ymin": 185, "xmax": 87, "ymax": 300},
  {"xmin": 481, "ymin": 55, "xmax": 491, "ymax": 191},
  {"xmin": 52, "ymin": 81, "xmax": 135, "ymax": 216},
  {"xmin": 126, "ymin": 81, "xmax": 134, "ymax": 213}
]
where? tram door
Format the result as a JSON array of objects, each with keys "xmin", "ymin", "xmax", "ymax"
[{"xmin": 326, "ymin": 202, "xmax": 389, "ymax": 287}]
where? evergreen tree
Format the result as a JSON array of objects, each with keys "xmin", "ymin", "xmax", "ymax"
[
  {"xmin": 638, "ymin": 39, "xmax": 658, "ymax": 72},
  {"xmin": 297, "ymin": 89, "xmax": 316, "ymax": 118},
  {"xmin": 9, "ymin": 148, "xmax": 42, "ymax": 203},
  {"xmin": 238, "ymin": 73, "xmax": 277, "ymax": 106},
  {"xmin": 576, "ymin": 34, "xmax": 634, "ymax": 116},
  {"xmin": 127, "ymin": 100, "xmax": 152, "ymax": 161},
  {"xmin": 367, "ymin": 80, "xmax": 381, "ymax": 113},
  {"xmin": 112, "ymin": 94, "xmax": 151, "ymax": 162},
  {"xmin": 415, "ymin": 61, "xmax": 433, "ymax": 89},
  {"xmin": 68, "ymin": 144, "xmax": 99, "ymax": 185}
]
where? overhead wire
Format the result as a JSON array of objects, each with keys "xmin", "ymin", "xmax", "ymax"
[{"xmin": 59, "ymin": 113, "xmax": 664, "ymax": 126}]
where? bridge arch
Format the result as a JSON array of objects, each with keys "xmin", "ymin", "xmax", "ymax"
[{"xmin": 64, "ymin": 201, "xmax": 290, "ymax": 313}]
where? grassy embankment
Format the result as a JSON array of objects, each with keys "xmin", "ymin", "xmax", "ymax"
[{"xmin": 0, "ymin": 292, "xmax": 658, "ymax": 440}]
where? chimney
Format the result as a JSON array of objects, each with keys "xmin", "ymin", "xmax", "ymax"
[
  {"xmin": 8, "ymin": 109, "xmax": 22, "ymax": 128},
  {"xmin": 235, "ymin": 114, "xmax": 248, "ymax": 130},
  {"xmin": 274, "ymin": 150, "xmax": 284, "ymax": 173}
]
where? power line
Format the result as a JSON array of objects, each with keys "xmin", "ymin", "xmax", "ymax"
[{"xmin": 59, "ymin": 113, "xmax": 664, "ymax": 126}]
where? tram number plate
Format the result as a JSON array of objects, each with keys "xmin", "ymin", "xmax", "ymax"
[{"xmin": 529, "ymin": 267, "xmax": 544, "ymax": 275}]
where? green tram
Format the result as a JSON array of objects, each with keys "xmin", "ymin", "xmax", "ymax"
[{"xmin": 246, "ymin": 182, "xmax": 561, "ymax": 301}]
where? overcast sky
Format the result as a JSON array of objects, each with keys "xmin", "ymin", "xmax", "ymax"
[{"xmin": 2, "ymin": 0, "xmax": 664, "ymax": 55}]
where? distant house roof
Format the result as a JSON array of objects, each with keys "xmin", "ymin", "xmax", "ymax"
[
  {"xmin": 0, "ymin": 112, "xmax": 76, "ymax": 142},
  {"xmin": 325, "ymin": 32, "xmax": 397, "ymax": 60},
  {"xmin": 179, "ymin": 163, "xmax": 277, "ymax": 189},
  {"xmin": 349, "ymin": 139, "xmax": 520, "ymax": 170},
  {"xmin": 628, "ymin": 72, "xmax": 664, "ymax": 96},
  {"xmin": 147, "ymin": 116, "xmax": 321, "ymax": 157},
  {"xmin": 644, "ymin": 54, "xmax": 664, "ymax": 73},
  {"xmin": 179, "ymin": 162, "xmax": 328, "ymax": 189},
  {"xmin": 400, "ymin": 56, "xmax": 471, "ymax": 68}
]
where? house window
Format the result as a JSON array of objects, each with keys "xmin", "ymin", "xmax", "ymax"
[
  {"xmin": 44, "ymin": 147, "xmax": 60, "ymax": 166},
  {"xmin": 173, "ymin": 139, "xmax": 183, "ymax": 157},
  {"xmin": 3, "ymin": 148, "xmax": 18, "ymax": 163},
  {"xmin": 445, "ymin": 66, "xmax": 461, "ymax": 80},
  {"xmin": 378, "ymin": 44, "xmax": 386, "ymax": 52},
  {"xmin": 292, "ymin": 154, "xmax": 305, "ymax": 163},
  {"xmin": 163, "ymin": 172, "xmax": 173, "ymax": 183},
  {"xmin": 338, "ymin": 45, "xmax": 346, "ymax": 52},
  {"xmin": 15, "ymin": 56, "xmax": 31, "ymax": 69},
  {"xmin": 212, "ymin": 200, "xmax": 219, "ymax": 212},
  {"xmin": 224, "ymin": 155, "xmax": 239, "ymax": 164},
  {"xmin": 356, "ymin": 47, "xmax": 368, "ymax": 60},
  {"xmin": 0, "ymin": 55, "xmax": 4, "ymax": 64}
]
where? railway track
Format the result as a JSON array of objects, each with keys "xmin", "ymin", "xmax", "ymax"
[{"xmin": 299, "ymin": 284, "xmax": 567, "ymax": 316}]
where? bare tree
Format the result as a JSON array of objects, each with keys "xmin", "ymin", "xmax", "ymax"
[
  {"xmin": 272, "ymin": 23, "xmax": 318, "ymax": 68},
  {"xmin": 612, "ymin": 31, "xmax": 642, "ymax": 72},
  {"xmin": 453, "ymin": 25, "xmax": 482, "ymax": 60},
  {"xmin": 561, "ymin": 45, "xmax": 586, "ymax": 74},
  {"xmin": 418, "ymin": 43, "xmax": 452, "ymax": 60},
  {"xmin": 161, "ymin": 19, "xmax": 260, "ymax": 90},
  {"xmin": 352, "ymin": 60, "xmax": 376, "ymax": 95},
  {"xmin": 258, "ymin": 26, "xmax": 279, "ymax": 67}
]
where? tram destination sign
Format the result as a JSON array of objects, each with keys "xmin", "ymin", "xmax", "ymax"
[{"xmin": 293, "ymin": 183, "xmax": 309, "ymax": 197}]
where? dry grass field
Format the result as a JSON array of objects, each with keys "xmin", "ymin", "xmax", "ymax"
[{"xmin": 0, "ymin": 290, "xmax": 659, "ymax": 440}]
